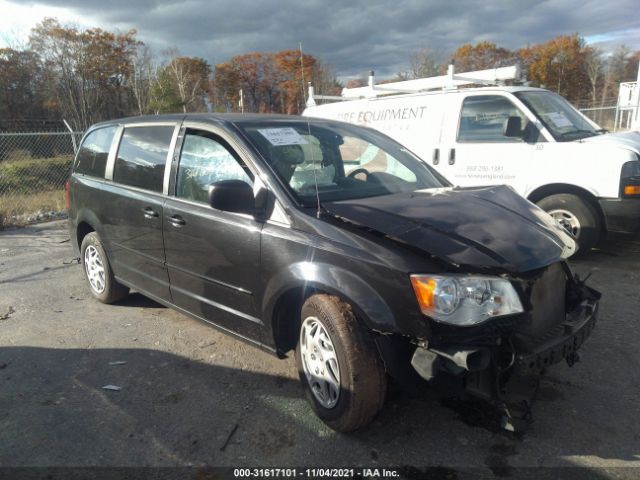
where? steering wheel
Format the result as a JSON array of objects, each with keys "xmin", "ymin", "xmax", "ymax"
[{"xmin": 347, "ymin": 168, "xmax": 370, "ymax": 180}]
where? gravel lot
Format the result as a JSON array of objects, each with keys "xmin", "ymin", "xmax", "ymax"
[{"xmin": 1, "ymin": 220, "xmax": 639, "ymax": 478}]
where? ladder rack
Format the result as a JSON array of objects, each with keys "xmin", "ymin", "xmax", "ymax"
[{"xmin": 306, "ymin": 64, "xmax": 521, "ymax": 107}]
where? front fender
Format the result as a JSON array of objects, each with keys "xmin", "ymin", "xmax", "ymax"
[{"xmin": 262, "ymin": 261, "xmax": 399, "ymax": 334}]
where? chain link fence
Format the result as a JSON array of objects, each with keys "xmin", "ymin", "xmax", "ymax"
[
  {"xmin": 578, "ymin": 105, "xmax": 619, "ymax": 131},
  {"xmin": 0, "ymin": 131, "xmax": 83, "ymax": 229}
]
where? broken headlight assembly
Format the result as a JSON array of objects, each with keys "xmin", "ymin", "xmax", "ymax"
[{"xmin": 410, "ymin": 274, "xmax": 524, "ymax": 326}]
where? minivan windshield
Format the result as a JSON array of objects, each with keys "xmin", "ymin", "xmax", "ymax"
[
  {"xmin": 514, "ymin": 91, "xmax": 603, "ymax": 141},
  {"xmin": 238, "ymin": 121, "xmax": 447, "ymax": 205}
]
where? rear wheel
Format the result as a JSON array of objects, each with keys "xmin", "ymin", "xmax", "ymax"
[
  {"xmin": 537, "ymin": 193, "xmax": 601, "ymax": 253},
  {"xmin": 80, "ymin": 232, "xmax": 129, "ymax": 303},
  {"xmin": 295, "ymin": 294, "xmax": 386, "ymax": 432}
]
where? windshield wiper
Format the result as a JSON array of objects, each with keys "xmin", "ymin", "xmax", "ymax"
[{"xmin": 559, "ymin": 129, "xmax": 599, "ymax": 139}]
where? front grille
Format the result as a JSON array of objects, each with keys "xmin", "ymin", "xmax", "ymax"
[{"xmin": 513, "ymin": 263, "xmax": 567, "ymax": 351}]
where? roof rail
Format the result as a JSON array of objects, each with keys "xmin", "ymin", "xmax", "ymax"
[{"xmin": 306, "ymin": 64, "xmax": 520, "ymax": 107}]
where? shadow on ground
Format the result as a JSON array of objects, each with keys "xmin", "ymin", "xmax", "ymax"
[{"xmin": 0, "ymin": 346, "xmax": 638, "ymax": 479}]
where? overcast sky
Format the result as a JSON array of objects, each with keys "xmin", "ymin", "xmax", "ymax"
[{"xmin": 2, "ymin": 0, "xmax": 639, "ymax": 79}]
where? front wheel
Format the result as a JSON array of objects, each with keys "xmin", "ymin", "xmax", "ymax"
[
  {"xmin": 295, "ymin": 294, "xmax": 386, "ymax": 432},
  {"xmin": 537, "ymin": 194, "xmax": 601, "ymax": 253}
]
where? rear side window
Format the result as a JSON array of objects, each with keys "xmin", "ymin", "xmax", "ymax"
[
  {"xmin": 113, "ymin": 126, "xmax": 174, "ymax": 192},
  {"xmin": 75, "ymin": 126, "xmax": 116, "ymax": 178},
  {"xmin": 457, "ymin": 95, "xmax": 528, "ymax": 142}
]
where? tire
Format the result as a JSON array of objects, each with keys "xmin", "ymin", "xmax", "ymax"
[
  {"xmin": 537, "ymin": 193, "xmax": 601, "ymax": 253},
  {"xmin": 80, "ymin": 232, "xmax": 129, "ymax": 304},
  {"xmin": 295, "ymin": 294, "xmax": 386, "ymax": 432}
]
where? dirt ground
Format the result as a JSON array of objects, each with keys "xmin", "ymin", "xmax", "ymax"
[{"xmin": 1, "ymin": 220, "xmax": 639, "ymax": 478}]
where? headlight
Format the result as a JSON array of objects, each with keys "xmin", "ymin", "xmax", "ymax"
[
  {"xmin": 410, "ymin": 274, "xmax": 524, "ymax": 326},
  {"xmin": 621, "ymin": 160, "xmax": 640, "ymax": 197}
]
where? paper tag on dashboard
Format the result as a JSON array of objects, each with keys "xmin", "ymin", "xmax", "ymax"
[
  {"xmin": 546, "ymin": 112, "xmax": 573, "ymax": 128},
  {"xmin": 258, "ymin": 128, "xmax": 308, "ymax": 146}
]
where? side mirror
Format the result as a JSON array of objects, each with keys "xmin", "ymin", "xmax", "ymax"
[
  {"xmin": 208, "ymin": 180, "xmax": 255, "ymax": 214},
  {"xmin": 503, "ymin": 116, "xmax": 523, "ymax": 138}
]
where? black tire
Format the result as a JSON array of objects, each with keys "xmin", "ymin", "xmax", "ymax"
[
  {"xmin": 80, "ymin": 232, "xmax": 129, "ymax": 304},
  {"xmin": 295, "ymin": 294, "xmax": 386, "ymax": 432},
  {"xmin": 537, "ymin": 193, "xmax": 601, "ymax": 253}
]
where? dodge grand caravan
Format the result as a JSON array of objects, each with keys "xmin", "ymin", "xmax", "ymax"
[{"xmin": 68, "ymin": 114, "xmax": 600, "ymax": 432}]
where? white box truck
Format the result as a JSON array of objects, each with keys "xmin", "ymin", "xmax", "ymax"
[{"xmin": 303, "ymin": 65, "xmax": 640, "ymax": 251}]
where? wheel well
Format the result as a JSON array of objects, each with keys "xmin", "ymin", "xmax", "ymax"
[
  {"xmin": 271, "ymin": 286, "xmax": 377, "ymax": 357},
  {"xmin": 271, "ymin": 287, "xmax": 318, "ymax": 358},
  {"xmin": 527, "ymin": 184, "xmax": 605, "ymax": 229},
  {"xmin": 76, "ymin": 221, "xmax": 95, "ymax": 250}
]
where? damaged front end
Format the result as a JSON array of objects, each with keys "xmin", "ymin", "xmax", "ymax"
[{"xmin": 410, "ymin": 262, "xmax": 600, "ymax": 431}]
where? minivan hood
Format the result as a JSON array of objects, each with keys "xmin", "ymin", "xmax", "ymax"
[
  {"xmin": 324, "ymin": 186, "xmax": 576, "ymax": 272},
  {"xmin": 581, "ymin": 130, "xmax": 640, "ymax": 155}
]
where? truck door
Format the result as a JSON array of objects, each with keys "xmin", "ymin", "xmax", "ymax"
[{"xmin": 437, "ymin": 94, "xmax": 536, "ymax": 193}]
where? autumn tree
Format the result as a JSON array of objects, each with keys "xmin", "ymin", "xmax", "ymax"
[
  {"xmin": 624, "ymin": 50, "xmax": 640, "ymax": 81},
  {"xmin": 0, "ymin": 48, "xmax": 50, "ymax": 121},
  {"xmin": 518, "ymin": 34, "xmax": 591, "ymax": 102},
  {"xmin": 275, "ymin": 50, "xmax": 316, "ymax": 113},
  {"xmin": 214, "ymin": 50, "xmax": 335, "ymax": 114},
  {"xmin": 29, "ymin": 18, "xmax": 140, "ymax": 130},
  {"xmin": 450, "ymin": 41, "xmax": 516, "ymax": 72},
  {"xmin": 215, "ymin": 53, "xmax": 283, "ymax": 113}
]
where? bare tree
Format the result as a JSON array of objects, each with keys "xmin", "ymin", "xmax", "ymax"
[
  {"xmin": 130, "ymin": 44, "xmax": 155, "ymax": 115},
  {"xmin": 409, "ymin": 48, "xmax": 443, "ymax": 79},
  {"xmin": 584, "ymin": 47, "xmax": 602, "ymax": 104}
]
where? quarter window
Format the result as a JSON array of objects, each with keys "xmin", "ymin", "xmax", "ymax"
[
  {"xmin": 113, "ymin": 126, "xmax": 175, "ymax": 192},
  {"xmin": 458, "ymin": 96, "xmax": 528, "ymax": 142},
  {"xmin": 74, "ymin": 126, "xmax": 116, "ymax": 178},
  {"xmin": 176, "ymin": 130, "xmax": 253, "ymax": 203}
]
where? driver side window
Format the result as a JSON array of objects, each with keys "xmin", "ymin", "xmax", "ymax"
[
  {"xmin": 176, "ymin": 130, "xmax": 253, "ymax": 203},
  {"xmin": 457, "ymin": 95, "xmax": 529, "ymax": 143}
]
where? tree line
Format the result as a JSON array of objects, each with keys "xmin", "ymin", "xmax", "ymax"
[
  {"xmin": 402, "ymin": 35, "xmax": 639, "ymax": 107},
  {"xmin": 0, "ymin": 18, "xmax": 340, "ymax": 131},
  {"xmin": 1, "ymin": 18, "xmax": 638, "ymax": 132}
]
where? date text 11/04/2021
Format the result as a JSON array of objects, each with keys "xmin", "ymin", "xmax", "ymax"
[{"xmin": 233, "ymin": 468, "xmax": 400, "ymax": 478}]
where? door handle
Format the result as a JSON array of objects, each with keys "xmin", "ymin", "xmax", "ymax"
[
  {"xmin": 448, "ymin": 148, "xmax": 456, "ymax": 165},
  {"xmin": 143, "ymin": 207, "xmax": 159, "ymax": 218},
  {"xmin": 167, "ymin": 215, "xmax": 186, "ymax": 227},
  {"xmin": 433, "ymin": 148, "xmax": 440, "ymax": 165}
]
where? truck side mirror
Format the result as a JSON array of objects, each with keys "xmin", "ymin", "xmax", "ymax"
[
  {"xmin": 503, "ymin": 116, "xmax": 523, "ymax": 138},
  {"xmin": 208, "ymin": 180, "xmax": 255, "ymax": 214}
]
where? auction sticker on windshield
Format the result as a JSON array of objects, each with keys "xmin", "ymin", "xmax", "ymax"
[{"xmin": 259, "ymin": 127, "xmax": 308, "ymax": 146}]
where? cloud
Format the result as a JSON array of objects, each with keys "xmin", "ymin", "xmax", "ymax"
[{"xmin": 4, "ymin": 0, "xmax": 640, "ymax": 79}]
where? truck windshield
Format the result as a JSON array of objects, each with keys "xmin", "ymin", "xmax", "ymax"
[
  {"xmin": 514, "ymin": 91, "xmax": 602, "ymax": 141},
  {"xmin": 238, "ymin": 121, "xmax": 447, "ymax": 206}
]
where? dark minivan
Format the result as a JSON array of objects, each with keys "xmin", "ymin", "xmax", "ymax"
[{"xmin": 68, "ymin": 114, "xmax": 600, "ymax": 432}]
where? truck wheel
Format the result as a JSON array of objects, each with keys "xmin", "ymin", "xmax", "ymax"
[
  {"xmin": 80, "ymin": 232, "xmax": 129, "ymax": 303},
  {"xmin": 537, "ymin": 194, "xmax": 601, "ymax": 252},
  {"xmin": 295, "ymin": 294, "xmax": 386, "ymax": 432}
]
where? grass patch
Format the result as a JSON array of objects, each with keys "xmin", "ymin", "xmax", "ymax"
[
  {"xmin": 0, "ymin": 189, "xmax": 66, "ymax": 228},
  {"xmin": 0, "ymin": 155, "xmax": 72, "ymax": 228},
  {"xmin": 0, "ymin": 155, "xmax": 73, "ymax": 194}
]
